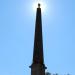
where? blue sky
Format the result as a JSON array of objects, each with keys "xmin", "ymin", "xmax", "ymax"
[{"xmin": 0, "ymin": 0, "xmax": 75, "ymax": 75}]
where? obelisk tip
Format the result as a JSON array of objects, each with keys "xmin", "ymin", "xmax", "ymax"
[{"xmin": 38, "ymin": 3, "xmax": 41, "ymax": 8}]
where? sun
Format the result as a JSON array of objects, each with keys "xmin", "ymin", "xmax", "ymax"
[{"xmin": 32, "ymin": 0, "xmax": 46, "ymax": 13}]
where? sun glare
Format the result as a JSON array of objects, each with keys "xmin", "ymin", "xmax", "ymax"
[{"xmin": 32, "ymin": 0, "xmax": 46, "ymax": 13}]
